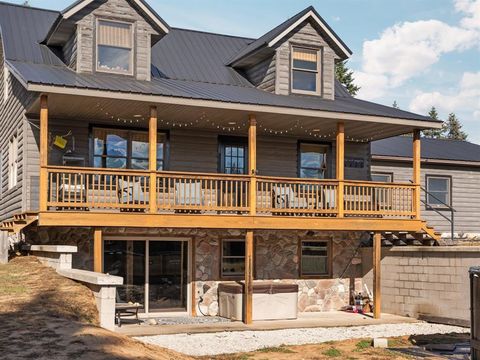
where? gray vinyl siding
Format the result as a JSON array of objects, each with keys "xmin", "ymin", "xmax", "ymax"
[
  {"xmin": 244, "ymin": 55, "xmax": 276, "ymax": 93},
  {"xmin": 0, "ymin": 75, "xmax": 36, "ymax": 221},
  {"xmin": 372, "ymin": 160, "xmax": 480, "ymax": 234},
  {"xmin": 73, "ymin": 0, "xmax": 159, "ymax": 81},
  {"xmin": 63, "ymin": 32, "xmax": 77, "ymax": 70},
  {"xmin": 274, "ymin": 20, "xmax": 337, "ymax": 99}
]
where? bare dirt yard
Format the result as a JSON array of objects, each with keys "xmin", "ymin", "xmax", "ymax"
[
  {"xmin": 205, "ymin": 333, "xmax": 470, "ymax": 360},
  {"xmin": 0, "ymin": 256, "xmax": 189, "ymax": 360},
  {"xmin": 0, "ymin": 256, "xmax": 469, "ymax": 360}
]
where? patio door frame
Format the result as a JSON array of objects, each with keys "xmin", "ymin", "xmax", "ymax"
[{"xmin": 102, "ymin": 236, "xmax": 192, "ymax": 317}]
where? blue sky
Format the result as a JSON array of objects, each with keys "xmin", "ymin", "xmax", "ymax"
[{"xmin": 13, "ymin": 0, "xmax": 480, "ymax": 143}]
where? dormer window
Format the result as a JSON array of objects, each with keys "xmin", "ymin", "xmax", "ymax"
[
  {"xmin": 291, "ymin": 47, "xmax": 320, "ymax": 95},
  {"xmin": 96, "ymin": 20, "xmax": 133, "ymax": 75}
]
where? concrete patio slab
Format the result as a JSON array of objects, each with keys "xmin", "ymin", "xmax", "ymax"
[{"xmin": 117, "ymin": 311, "xmax": 420, "ymax": 336}]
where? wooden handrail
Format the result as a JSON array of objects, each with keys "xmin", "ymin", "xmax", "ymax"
[{"xmin": 44, "ymin": 166, "xmax": 417, "ymax": 219}]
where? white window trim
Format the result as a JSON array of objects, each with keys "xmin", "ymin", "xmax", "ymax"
[
  {"xmin": 290, "ymin": 45, "xmax": 321, "ymax": 96},
  {"xmin": 371, "ymin": 172, "xmax": 393, "ymax": 183},
  {"xmin": 7, "ymin": 134, "xmax": 18, "ymax": 190},
  {"xmin": 426, "ymin": 175, "xmax": 451, "ymax": 208},
  {"xmin": 95, "ymin": 18, "xmax": 135, "ymax": 76}
]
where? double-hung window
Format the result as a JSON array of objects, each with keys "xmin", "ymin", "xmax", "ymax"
[
  {"xmin": 93, "ymin": 128, "xmax": 166, "ymax": 170},
  {"xmin": 292, "ymin": 47, "xmax": 320, "ymax": 94},
  {"xmin": 7, "ymin": 134, "xmax": 18, "ymax": 189},
  {"xmin": 221, "ymin": 239, "xmax": 245, "ymax": 278},
  {"xmin": 299, "ymin": 142, "xmax": 328, "ymax": 179},
  {"xmin": 96, "ymin": 20, "xmax": 133, "ymax": 75},
  {"xmin": 426, "ymin": 175, "xmax": 451, "ymax": 208},
  {"xmin": 371, "ymin": 172, "xmax": 393, "ymax": 183},
  {"xmin": 300, "ymin": 240, "xmax": 330, "ymax": 277}
]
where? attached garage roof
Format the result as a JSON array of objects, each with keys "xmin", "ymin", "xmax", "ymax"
[{"xmin": 372, "ymin": 136, "xmax": 480, "ymax": 164}]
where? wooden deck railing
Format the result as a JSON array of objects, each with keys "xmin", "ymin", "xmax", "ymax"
[{"xmin": 45, "ymin": 166, "xmax": 417, "ymax": 219}]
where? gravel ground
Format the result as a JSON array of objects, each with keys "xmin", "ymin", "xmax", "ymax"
[{"xmin": 136, "ymin": 322, "xmax": 469, "ymax": 356}]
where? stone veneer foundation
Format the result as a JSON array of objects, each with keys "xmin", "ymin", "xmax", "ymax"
[{"xmin": 25, "ymin": 225, "xmax": 368, "ymax": 315}]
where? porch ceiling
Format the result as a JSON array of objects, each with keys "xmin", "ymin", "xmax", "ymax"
[{"xmin": 28, "ymin": 93, "xmax": 425, "ymax": 142}]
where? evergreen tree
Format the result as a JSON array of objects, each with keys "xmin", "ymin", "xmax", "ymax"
[
  {"xmin": 445, "ymin": 113, "xmax": 468, "ymax": 140},
  {"xmin": 422, "ymin": 107, "xmax": 446, "ymax": 138},
  {"xmin": 392, "ymin": 100, "xmax": 399, "ymax": 109},
  {"xmin": 335, "ymin": 60, "xmax": 360, "ymax": 96}
]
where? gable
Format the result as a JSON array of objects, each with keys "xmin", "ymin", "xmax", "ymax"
[{"xmin": 46, "ymin": 0, "xmax": 169, "ymax": 46}]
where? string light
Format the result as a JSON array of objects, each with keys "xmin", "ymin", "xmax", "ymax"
[{"xmin": 94, "ymin": 104, "xmax": 378, "ymax": 142}]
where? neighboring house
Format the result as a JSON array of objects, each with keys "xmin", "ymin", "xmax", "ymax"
[
  {"xmin": 371, "ymin": 136, "xmax": 480, "ymax": 241},
  {"xmin": 0, "ymin": 0, "xmax": 442, "ymax": 323}
]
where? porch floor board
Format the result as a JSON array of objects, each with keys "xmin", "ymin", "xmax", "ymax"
[{"xmin": 116, "ymin": 311, "xmax": 419, "ymax": 336}]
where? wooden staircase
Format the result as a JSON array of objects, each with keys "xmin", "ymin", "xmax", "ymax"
[
  {"xmin": 381, "ymin": 222, "xmax": 443, "ymax": 246},
  {"xmin": 0, "ymin": 212, "xmax": 38, "ymax": 234}
]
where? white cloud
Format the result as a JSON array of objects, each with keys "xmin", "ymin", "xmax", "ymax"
[
  {"xmin": 354, "ymin": 0, "xmax": 480, "ymax": 101},
  {"xmin": 455, "ymin": 0, "xmax": 480, "ymax": 29},
  {"xmin": 409, "ymin": 71, "xmax": 480, "ymax": 121}
]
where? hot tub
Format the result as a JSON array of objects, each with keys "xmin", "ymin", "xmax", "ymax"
[{"xmin": 218, "ymin": 282, "xmax": 298, "ymax": 321}]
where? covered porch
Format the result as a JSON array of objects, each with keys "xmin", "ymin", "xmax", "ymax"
[{"xmin": 29, "ymin": 90, "xmax": 432, "ymax": 325}]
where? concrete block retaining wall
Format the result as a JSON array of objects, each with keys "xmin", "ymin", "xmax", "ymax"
[{"xmin": 362, "ymin": 246, "xmax": 480, "ymax": 326}]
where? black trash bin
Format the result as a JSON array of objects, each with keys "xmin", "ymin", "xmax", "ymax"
[{"xmin": 470, "ymin": 267, "xmax": 480, "ymax": 360}]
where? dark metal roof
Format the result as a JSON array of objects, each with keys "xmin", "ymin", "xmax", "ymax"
[
  {"xmin": 0, "ymin": 1, "xmax": 437, "ymax": 124},
  {"xmin": 228, "ymin": 6, "xmax": 352, "ymax": 65},
  {"xmin": 372, "ymin": 136, "xmax": 480, "ymax": 163}
]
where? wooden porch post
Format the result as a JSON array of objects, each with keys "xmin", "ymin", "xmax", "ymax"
[
  {"xmin": 39, "ymin": 95, "xmax": 49, "ymax": 212},
  {"xmin": 413, "ymin": 130, "xmax": 421, "ymax": 219},
  {"xmin": 336, "ymin": 122, "xmax": 345, "ymax": 218},
  {"xmin": 373, "ymin": 232, "xmax": 381, "ymax": 319},
  {"xmin": 244, "ymin": 229, "xmax": 254, "ymax": 324},
  {"xmin": 245, "ymin": 115, "xmax": 256, "ymax": 324},
  {"xmin": 248, "ymin": 114, "xmax": 257, "ymax": 215},
  {"xmin": 149, "ymin": 106, "xmax": 158, "ymax": 214},
  {"xmin": 93, "ymin": 228, "xmax": 103, "ymax": 273}
]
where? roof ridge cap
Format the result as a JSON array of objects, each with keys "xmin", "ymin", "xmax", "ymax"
[{"xmin": 171, "ymin": 27, "xmax": 255, "ymax": 41}]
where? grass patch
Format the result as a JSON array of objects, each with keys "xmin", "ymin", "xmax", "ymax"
[
  {"xmin": 257, "ymin": 346, "xmax": 295, "ymax": 353},
  {"xmin": 323, "ymin": 347, "xmax": 342, "ymax": 357},
  {"xmin": 355, "ymin": 339, "xmax": 371, "ymax": 351},
  {"xmin": 0, "ymin": 285, "xmax": 28, "ymax": 295}
]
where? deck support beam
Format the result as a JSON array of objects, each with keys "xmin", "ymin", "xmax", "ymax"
[
  {"xmin": 149, "ymin": 106, "xmax": 158, "ymax": 214},
  {"xmin": 373, "ymin": 232, "xmax": 381, "ymax": 319},
  {"xmin": 244, "ymin": 229, "xmax": 254, "ymax": 324},
  {"xmin": 412, "ymin": 130, "xmax": 421, "ymax": 219},
  {"xmin": 336, "ymin": 122, "xmax": 345, "ymax": 218},
  {"xmin": 93, "ymin": 228, "xmax": 103, "ymax": 273},
  {"xmin": 39, "ymin": 95, "xmax": 48, "ymax": 212}
]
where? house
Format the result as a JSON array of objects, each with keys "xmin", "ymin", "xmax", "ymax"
[
  {"xmin": 371, "ymin": 136, "xmax": 480, "ymax": 243},
  {"xmin": 0, "ymin": 0, "xmax": 443, "ymax": 324}
]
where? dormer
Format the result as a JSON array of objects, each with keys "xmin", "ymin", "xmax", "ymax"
[
  {"xmin": 230, "ymin": 7, "xmax": 351, "ymax": 100},
  {"xmin": 44, "ymin": 0, "xmax": 170, "ymax": 81}
]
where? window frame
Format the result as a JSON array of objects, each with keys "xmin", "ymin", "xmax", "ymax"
[
  {"xmin": 290, "ymin": 45, "xmax": 322, "ymax": 95},
  {"xmin": 299, "ymin": 239, "xmax": 332, "ymax": 279},
  {"xmin": 218, "ymin": 136, "xmax": 248, "ymax": 175},
  {"xmin": 425, "ymin": 174, "xmax": 452, "ymax": 210},
  {"xmin": 95, "ymin": 18, "xmax": 135, "ymax": 76},
  {"xmin": 297, "ymin": 141, "xmax": 330, "ymax": 179},
  {"xmin": 90, "ymin": 126, "xmax": 168, "ymax": 170},
  {"xmin": 220, "ymin": 238, "xmax": 246, "ymax": 279},
  {"xmin": 371, "ymin": 172, "xmax": 394, "ymax": 183},
  {"xmin": 7, "ymin": 134, "xmax": 18, "ymax": 190}
]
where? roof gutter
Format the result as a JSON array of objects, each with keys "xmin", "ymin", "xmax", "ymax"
[
  {"xmin": 372, "ymin": 155, "xmax": 480, "ymax": 167},
  {"xmin": 28, "ymin": 83, "xmax": 443, "ymax": 129}
]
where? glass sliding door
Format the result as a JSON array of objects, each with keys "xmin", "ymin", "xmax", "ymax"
[
  {"xmin": 148, "ymin": 241, "xmax": 188, "ymax": 312},
  {"xmin": 104, "ymin": 240, "xmax": 146, "ymax": 305},
  {"xmin": 103, "ymin": 239, "xmax": 188, "ymax": 314}
]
